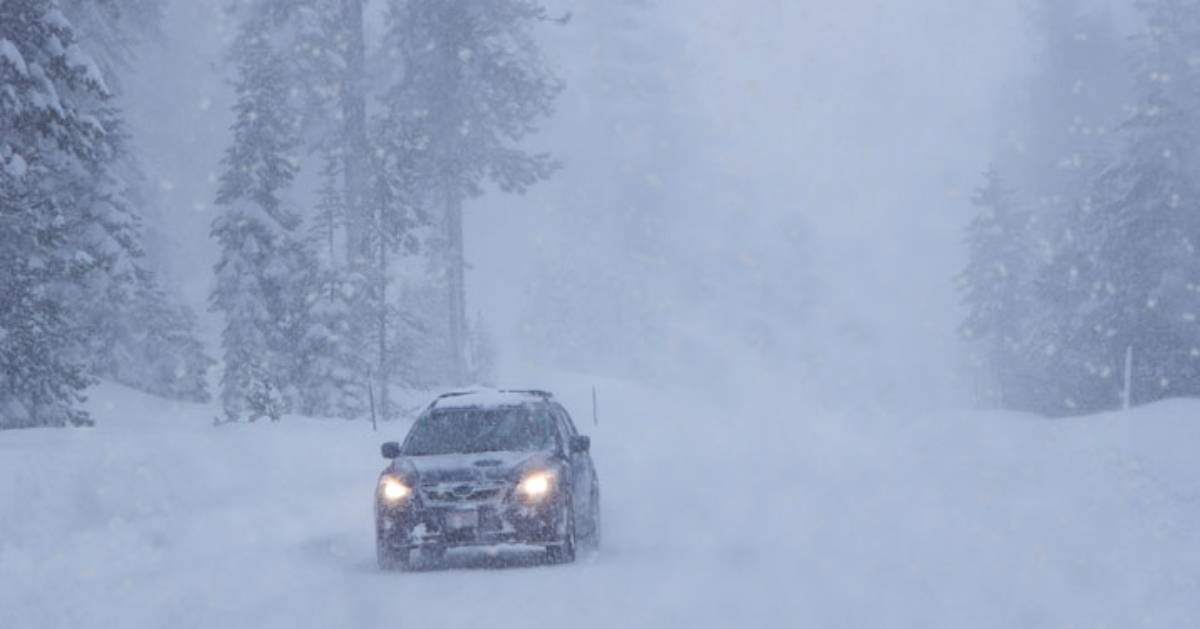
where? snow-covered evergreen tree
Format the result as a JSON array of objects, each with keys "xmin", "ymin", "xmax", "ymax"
[
  {"xmin": 211, "ymin": 17, "xmax": 309, "ymax": 422},
  {"xmin": 466, "ymin": 311, "xmax": 498, "ymax": 385},
  {"xmin": 297, "ymin": 152, "xmax": 368, "ymax": 419},
  {"xmin": 208, "ymin": 0, "xmax": 564, "ymax": 414},
  {"xmin": 997, "ymin": 0, "xmax": 1127, "ymax": 198},
  {"xmin": 66, "ymin": 112, "xmax": 215, "ymax": 405},
  {"xmin": 0, "ymin": 0, "xmax": 122, "ymax": 427},
  {"xmin": 297, "ymin": 269, "xmax": 368, "ymax": 419},
  {"xmin": 1066, "ymin": 0, "xmax": 1200, "ymax": 409},
  {"xmin": 61, "ymin": 0, "xmax": 164, "ymax": 82},
  {"xmin": 963, "ymin": 1, "xmax": 1134, "ymax": 415},
  {"xmin": 56, "ymin": 0, "xmax": 215, "ymax": 404},
  {"xmin": 382, "ymin": 0, "xmax": 564, "ymax": 383},
  {"xmin": 360, "ymin": 139, "xmax": 423, "ymax": 419},
  {"xmin": 959, "ymin": 171, "xmax": 1038, "ymax": 407},
  {"xmin": 85, "ymin": 273, "xmax": 214, "ymax": 402}
]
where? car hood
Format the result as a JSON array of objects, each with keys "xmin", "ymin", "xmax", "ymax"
[{"xmin": 392, "ymin": 450, "xmax": 552, "ymax": 484}]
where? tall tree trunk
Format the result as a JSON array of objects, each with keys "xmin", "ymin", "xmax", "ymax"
[
  {"xmin": 436, "ymin": 10, "xmax": 469, "ymax": 385},
  {"xmin": 445, "ymin": 186, "xmax": 468, "ymax": 384},
  {"xmin": 342, "ymin": 0, "xmax": 368, "ymax": 264},
  {"xmin": 377, "ymin": 218, "xmax": 390, "ymax": 420}
]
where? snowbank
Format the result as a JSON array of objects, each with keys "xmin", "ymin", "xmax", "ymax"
[{"xmin": 1, "ymin": 379, "xmax": 1198, "ymax": 628}]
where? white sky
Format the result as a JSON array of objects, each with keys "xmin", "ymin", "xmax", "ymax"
[{"xmin": 125, "ymin": 0, "xmax": 1036, "ymax": 409}]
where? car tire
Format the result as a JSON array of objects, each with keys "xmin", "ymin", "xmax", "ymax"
[
  {"xmin": 377, "ymin": 531, "xmax": 413, "ymax": 572},
  {"xmin": 377, "ymin": 546, "xmax": 412, "ymax": 571},
  {"xmin": 545, "ymin": 500, "xmax": 577, "ymax": 564},
  {"xmin": 579, "ymin": 487, "xmax": 601, "ymax": 552}
]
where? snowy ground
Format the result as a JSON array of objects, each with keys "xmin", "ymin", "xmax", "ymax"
[{"xmin": 2, "ymin": 379, "xmax": 1199, "ymax": 628}]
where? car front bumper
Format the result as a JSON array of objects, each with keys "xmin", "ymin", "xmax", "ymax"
[{"xmin": 376, "ymin": 497, "xmax": 567, "ymax": 551}]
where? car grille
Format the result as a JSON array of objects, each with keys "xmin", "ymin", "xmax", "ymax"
[{"xmin": 421, "ymin": 482, "xmax": 507, "ymax": 504}]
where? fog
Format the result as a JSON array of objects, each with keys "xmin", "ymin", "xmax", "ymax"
[
  {"xmin": 120, "ymin": 1, "xmax": 1039, "ymax": 412},
  {"xmin": 11, "ymin": 1, "xmax": 1200, "ymax": 625},
  {"xmin": 475, "ymin": 0, "xmax": 1032, "ymax": 409}
]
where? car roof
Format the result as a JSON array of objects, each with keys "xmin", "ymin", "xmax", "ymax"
[{"xmin": 428, "ymin": 388, "xmax": 554, "ymax": 411}]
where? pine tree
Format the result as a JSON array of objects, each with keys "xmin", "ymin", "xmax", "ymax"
[
  {"xmin": 61, "ymin": 0, "xmax": 164, "ymax": 83},
  {"xmin": 966, "ymin": 0, "xmax": 1131, "ymax": 414},
  {"xmin": 382, "ymin": 0, "xmax": 564, "ymax": 383},
  {"xmin": 0, "ymin": 0, "xmax": 123, "ymax": 427},
  {"xmin": 213, "ymin": 0, "xmax": 423, "ymax": 421},
  {"xmin": 959, "ymin": 171, "xmax": 1038, "ymax": 408},
  {"xmin": 210, "ymin": 0, "xmax": 563, "ymax": 413},
  {"xmin": 297, "ymin": 152, "xmax": 368, "ymax": 419},
  {"xmin": 85, "ymin": 272, "xmax": 214, "ymax": 403},
  {"xmin": 999, "ymin": 0, "xmax": 1127, "ymax": 196},
  {"xmin": 65, "ymin": 107, "xmax": 215, "ymax": 405},
  {"xmin": 57, "ymin": 0, "xmax": 215, "ymax": 404},
  {"xmin": 283, "ymin": 0, "xmax": 372, "ymax": 265},
  {"xmin": 466, "ymin": 311, "xmax": 497, "ymax": 385},
  {"xmin": 1067, "ymin": 0, "xmax": 1200, "ymax": 409},
  {"xmin": 0, "ymin": 170, "xmax": 95, "ymax": 428},
  {"xmin": 297, "ymin": 268, "xmax": 368, "ymax": 419},
  {"xmin": 365, "ymin": 59, "xmax": 441, "ymax": 411},
  {"xmin": 211, "ymin": 18, "xmax": 309, "ymax": 422},
  {"xmin": 268, "ymin": 0, "xmax": 417, "ymax": 415}
]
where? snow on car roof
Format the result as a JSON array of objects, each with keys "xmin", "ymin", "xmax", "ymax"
[{"xmin": 429, "ymin": 388, "xmax": 552, "ymax": 410}]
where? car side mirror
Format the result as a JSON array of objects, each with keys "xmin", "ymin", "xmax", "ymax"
[
  {"xmin": 570, "ymin": 435, "xmax": 591, "ymax": 453},
  {"xmin": 381, "ymin": 442, "xmax": 401, "ymax": 459}
]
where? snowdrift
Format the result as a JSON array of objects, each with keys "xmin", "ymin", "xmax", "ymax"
[{"xmin": 1, "ymin": 379, "xmax": 1198, "ymax": 628}]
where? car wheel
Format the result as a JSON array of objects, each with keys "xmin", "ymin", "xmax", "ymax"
[
  {"xmin": 545, "ymin": 501, "xmax": 576, "ymax": 564},
  {"xmin": 376, "ymin": 528, "xmax": 413, "ymax": 571},
  {"xmin": 377, "ymin": 543, "xmax": 412, "ymax": 571},
  {"xmin": 579, "ymin": 487, "xmax": 601, "ymax": 552},
  {"xmin": 585, "ymin": 487, "xmax": 600, "ymax": 549}
]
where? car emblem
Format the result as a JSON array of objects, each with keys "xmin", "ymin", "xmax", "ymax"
[{"xmin": 453, "ymin": 484, "xmax": 473, "ymax": 496}]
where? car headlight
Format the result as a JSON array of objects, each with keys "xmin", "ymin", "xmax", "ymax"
[
  {"xmin": 380, "ymin": 476, "xmax": 411, "ymax": 502},
  {"xmin": 516, "ymin": 471, "xmax": 555, "ymax": 500}
]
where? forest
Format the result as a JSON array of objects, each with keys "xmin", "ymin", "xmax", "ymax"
[
  {"xmin": 5, "ymin": 1, "xmax": 1200, "ymax": 627},
  {"xmin": 962, "ymin": 0, "xmax": 1200, "ymax": 415},
  {"xmin": 2, "ymin": 0, "xmax": 562, "ymax": 427},
  {"xmin": 4, "ymin": 0, "xmax": 1200, "ymax": 428}
]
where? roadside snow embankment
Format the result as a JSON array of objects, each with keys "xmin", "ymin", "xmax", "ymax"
[
  {"xmin": 0, "ymin": 384, "xmax": 390, "ymax": 628},
  {"xmin": 1, "ymin": 379, "xmax": 1198, "ymax": 628}
]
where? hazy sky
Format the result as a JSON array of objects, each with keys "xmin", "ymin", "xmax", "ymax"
[
  {"xmin": 123, "ymin": 0, "xmax": 1035, "ymax": 409},
  {"xmin": 473, "ymin": 0, "xmax": 1031, "ymax": 406}
]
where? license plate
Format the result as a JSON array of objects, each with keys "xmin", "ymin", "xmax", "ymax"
[{"xmin": 445, "ymin": 509, "xmax": 478, "ymax": 530}]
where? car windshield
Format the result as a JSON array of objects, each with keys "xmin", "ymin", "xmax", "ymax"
[{"xmin": 401, "ymin": 406, "xmax": 556, "ymax": 456}]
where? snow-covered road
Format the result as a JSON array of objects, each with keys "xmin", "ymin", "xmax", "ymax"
[{"xmin": 2, "ymin": 380, "xmax": 1199, "ymax": 628}]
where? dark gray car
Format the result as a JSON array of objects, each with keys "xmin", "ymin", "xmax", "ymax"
[{"xmin": 375, "ymin": 389, "xmax": 600, "ymax": 570}]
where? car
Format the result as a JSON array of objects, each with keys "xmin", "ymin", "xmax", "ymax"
[{"xmin": 374, "ymin": 389, "xmax": 601, "ymax": 570}]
